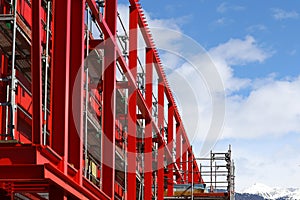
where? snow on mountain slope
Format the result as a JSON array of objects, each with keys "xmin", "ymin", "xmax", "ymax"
[
  {"xmin": 243, "ymin": 183, "xmax": 273, "ymax": 199},
  {"xmin": 242, "ymin": 183, "xmax": 300, "ymax": 200}
]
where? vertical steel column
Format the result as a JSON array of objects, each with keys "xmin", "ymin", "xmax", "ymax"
[
  {"xmin": 0, "ymin": 54, "xmax": 8, "ymax": 138},
  {"xmin": 0, "ymin": 53, "xmax": 3, "ymax": 137},
  {"xmin": 167, "ymin": 103, "xmax": 174, "ymax": 196},
  {"xmin": 193, "ymin": 159, "xmax": 198, "ymax": 183},
  {"xmin": 68, "ymin": 0, "xmax": 85, "ymax": 185},
  {"xmin": 102, "ymin": 0, "xmax": 117, "ymax": 198},
  {"xmin": 176, "ymin": 124, "xmax": 181, "ymax": 183},
  {"xmin": 188, "ymin": 150, "xmax": 193, "ymax": 183},
  {"xmin": 182, "ymin": 149, "xmax": 187, "ymax": 183},
  {"xmin": 157, "ymin": 78, "xmax": 164, "ymax": 200},
  {"xmin": 51, "ymin": 0, "xmax": 71, "ymax": 172},
  {"xmin": 2, "ymin": 0, "xmax": 7, "ymax": 13},
  {"xmin": 144, "ymin": 47, "xmax": 153, "ymax": 200},
  {"xmin": 31, "ymin": 0, "xmax": 42, "ymax": 145},
  {"xmin": 191, "ymin": 148, "xmax": 194, "ymax": 200},
  {"xmin": 127, "ymin": 4, "xmax": 138, "ymax": 200}
]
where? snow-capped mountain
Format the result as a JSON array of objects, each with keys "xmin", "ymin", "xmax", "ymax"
[{"xmin": 237, "ymin": 183, "xmax": 300, "ymax": 200}]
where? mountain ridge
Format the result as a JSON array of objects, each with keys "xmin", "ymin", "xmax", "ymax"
[{"xmin": 236, "ymin": 183, "xmax": 300, "ymax": 200}]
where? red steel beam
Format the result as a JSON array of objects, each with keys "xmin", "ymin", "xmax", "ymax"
[
  {"xmin": 188, "ymin": 151, "xmax": 193, "ymax": 183},
  {"xmin": 68, "ymin": 0, "xmax": 85, "ymax": 185},
  {"xmin": 0, "ymin": 146, "xmax": 37, "ymax": 164},
  {"xmin": 182, "ymin": 150, "xmax": 187, "ymax": 183},
  {"xmin": 127, "ymin": 5, "xmax": 138, "ymax": 200},
  {"xmin": 45, "ymin": 163, "xmax": 110, "ymax": 200},
  {"xmin": 31, "ymin": 0, "xmax": 42, "ymax": 145},
  {"xmin": 50, "ymin": 0, "xmax": 71, "ymax": 173},
  {"xmin": 167, "ymin": 103, "xmax": 174, "ymax": 196},
  {"xmin": 144, "ymin": 47, "xmax": 153, "ymax": 200},
  {"xmin": 102, "ymin": 0, "xmax": 118, "ymax": 198},
  {"xmin": 0, "ymin": 165, "xmax": 44, "ymax": 180},
  {"xmin": 0, "ymin": 146, "xmax": 109, "ymax": 199},
  {"xmin": 176, "ymin": 124, "xmax": 182, "ymax": 183},
  {"xmin": 157, "ymin": 78, "xmax": 164, "ymax": 200},
  {"xmin": 0, "ymin": 54, "xmax": 8, "ymax": 140}
]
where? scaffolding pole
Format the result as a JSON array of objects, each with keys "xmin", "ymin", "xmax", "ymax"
[
  {"xmin": 191, "ymin": 147, "xmax": 194, "ymax": 200},
  {"xmin": 84, "ymin": 6, "xmax": 90, "ymax": 178},
  {"xmin": 43, "ymin": 0, "xmax": 51, "ymax": 145},
  {"xmin": 9, "ymin": 0, "xmax": 18, "ymax": 139}
]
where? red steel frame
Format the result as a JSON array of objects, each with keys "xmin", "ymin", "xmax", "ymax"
[{"xmin": 0, "ymin": 0, "xmax": 210, "ymax": 199}]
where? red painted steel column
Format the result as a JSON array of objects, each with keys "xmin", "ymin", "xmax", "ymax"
[
  {"xmin": 188, "ymin": 150, "xmax": 193, "ymax": 183},
  {"xmin": 167, "ymin": 103, "xmax": 174, "ymax": 196},
  {"xmin": 176, "ymin": 124, "xmax": 181, "ymax": 183},
  {"xmin": 127, "ymin": 5, "xmax": 138, "ymax": 200},
  {"xmin": 0, "ymin": 53, "xmax": 2, "ymax": 138},
  {"xmin": 0, "ymin": 54, "xmax": 8, "ymax": 138},
  {"xmin": 103, "ymin": 7, "xmax": 118, "ymax": 200},
  {"xmin": 102, "ymin": 0, "xmax": 117, "ymax": 198},
  {"xmin": 102, "ymin": 38, "xmax": 116, "ymax": 199},
  {"xmin": 68, "ymin": 0, "xmax": 85, "ymax": 185},
  {"xmin": 51, "ymin": 0, "xmax": 71, "ymax": 172},
  {"xmin": 182, "ymin": 148, "xmax": 187, "ymax": 183},
  {"xmin": 157, "ymin": 78, "xmax": 164, "ymax": 200},
  {"xmin": 31, "ymin": 0, "xmax": 42, "ymax": 144},
  {"xmin": 144, "ymin": 47, "xmax": 153, "ymax": 200},
  {"xmin": 193, "ymin": 160, "xmax": 199, "ymax": 183},
  {"xmin": 0, "ymin": 52, "xmax": 2, "ymax": 136}
]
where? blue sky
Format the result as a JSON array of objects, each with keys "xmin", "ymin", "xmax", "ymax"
[{"xmin": 117, "ymin": 0, "xmax": 300, "ymax": 191}]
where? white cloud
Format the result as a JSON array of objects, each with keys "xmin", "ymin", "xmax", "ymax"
[
  {"xmin": 162, "ymin": 35, "xmax": 274, "ymax": 154},
  {"xmin": 231, "ymin": 139, "xmax": 300, "ymax": 191},
  {"xmin": 271, "ymin": 8, "xmax": 299, "ymax": 20},
  {"xmin": 211, "ymin": 135, "xmax": 300, "ymax": 192},
  {"xmin": 214, "ymin": 17, "xmax": 233, "ymax": 26},
  {"xmin": 246, "ymin": 24, "xmax": 267, "ymax": 33},
  {"xmin": 207, "ymin": 35, "xmax": 272, "ymax": 93},
  {"xmin": 223, "ymin": 76, "xmax": 300, "ymax": 139},
  {"xmin": 215, "ymin": 17, "xmax": 225, "ymax": 25},
  {"xmin": 217, "ymin": 2, "xmax": 245, "ymax": 13},
  {"xmin": 288, "ymin": 49, "xmax": 297, "ymax": 56},
  {"xmin": 210, "ymin": 35, "xmax": 272, "ymax": 66},
  {"xmin": 191, "ymin": 34, "xmax": 300, "ymax": 191}
]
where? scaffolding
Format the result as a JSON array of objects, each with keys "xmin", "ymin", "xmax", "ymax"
[
  {"xmin": 197, "ymin": 145, "xmax": 235, "ymax": 200},
  {"xmin": 163, "ymin": 145, "xmax": 235, "ymax": 200}
]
